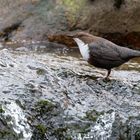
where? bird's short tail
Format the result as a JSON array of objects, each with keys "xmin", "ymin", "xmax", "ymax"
[
  {"xmin": 132, "ymin": 50, "xmax": 140, "ymax": 57},
  {"xmin": 126, "ymin": 50, "xmax": 140, "ymax": 60},
  {"xmin": 121, "ymin": 47, "xmax": 140, "ymax": 60}
]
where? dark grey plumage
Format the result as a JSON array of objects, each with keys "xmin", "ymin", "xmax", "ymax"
[
  {"xmin": 88, "ymin": 39, "xmax": 140, "ymax": 70},
  {"xmin": 73, "ymin": 32, "xmax": 140, "ymax": 78}
]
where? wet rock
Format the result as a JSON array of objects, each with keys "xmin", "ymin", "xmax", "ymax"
[
  {"xmin": 33, "ymin": 124, "xmax": 47, "ymax": 140},
  {"xmin": 47, "ymin": 34, "xmax": 77, "ymax": 48},
  {"xmin": 0, "ymin": 46, "xmax": 139, "ymax": 139},
  {"xmin": 0, "ymin": 102, "xmax": 32, "ymax": 140},
  {"xmin": 0, "ymin": 21, "xmax": 21, "ymax": 41},
  {"xmin": 0, "ymin": 0, "xmax": 140, "ymax": 48},
  {"xmin": 30, "ymin": 100, "xmax": 69, "ymax": 140},
  {"xmin": 85, "ymin": 109, "xmax": 104, "ymax": 122}
]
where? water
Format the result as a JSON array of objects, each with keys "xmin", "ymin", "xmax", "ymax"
[{"xmin": 2, "ymin": 101, "xmax": 32, "ymax": 140}]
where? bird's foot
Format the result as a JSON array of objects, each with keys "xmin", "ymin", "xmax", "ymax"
[{"xmin": 103, "ymin": 77, "xmax": 111, "ymax": 82}]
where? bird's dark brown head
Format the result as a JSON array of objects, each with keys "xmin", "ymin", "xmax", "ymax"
[{"xmin": 72, "ymin": 32, "xmax": 98, "ymax": 44}]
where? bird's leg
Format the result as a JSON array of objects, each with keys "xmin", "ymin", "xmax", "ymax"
[{"xmin": 105, "ymin": 69, "xmax": 111, "ymax": 79}]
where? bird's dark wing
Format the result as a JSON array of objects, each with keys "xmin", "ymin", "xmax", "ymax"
[
  {"xmin": 89, "ymin": 38, "xmax": 140, "ymax": 61},
  {"xmin": 88, "ymin": 40, "xmax": 123, "ymax": 61},
  {"xmin": 87, "ymin": 39, "xmax": 130, "ymax": 69}
]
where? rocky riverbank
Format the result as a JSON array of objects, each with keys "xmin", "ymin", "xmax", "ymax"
[
  {"xmin": 0, "ymin": 0, "xmax": 140, "ymax": 139},
  {"xmin": 0, "ymin": 0, "xmax": 140, "ymax": 48},
  {"xmin": 0, "ymin": 42, "xmax": 139, "ymax": 139}
]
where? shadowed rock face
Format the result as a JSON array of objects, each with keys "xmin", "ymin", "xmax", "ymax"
[
  {"xmin": 47, "ymin": 34, "xmax": 77, "ymax": 48},
  {"xmin": 0, "ymin": 0, "xmax": 140, "ymax": 48}
]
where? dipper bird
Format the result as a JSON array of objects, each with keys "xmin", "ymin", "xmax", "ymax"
[{"xmin": 72, "ymin": 32, "xmax": 140, "ymax": 78}]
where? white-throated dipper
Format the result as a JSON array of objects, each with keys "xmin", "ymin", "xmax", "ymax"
[{"xmin": 72, "ymin": 32, "xmax": 140, "ymax": 78}]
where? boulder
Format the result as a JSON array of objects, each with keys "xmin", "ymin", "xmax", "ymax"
[{"xmin": 0, "ymin": 0, "xmax": 140, "ymax": 48}]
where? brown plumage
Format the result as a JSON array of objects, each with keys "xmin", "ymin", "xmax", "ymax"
[{"xmin": 72, "ymin": 32, "xmax": 140, "ymax": 78}]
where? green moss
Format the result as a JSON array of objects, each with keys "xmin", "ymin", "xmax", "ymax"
[
  {"xmin": 36, "ymin": 124, "xmax": 47, "ymax": 133},
  {"xmin": 35, "ymin": 124, "xmax": 47, "ymax": 139},
  {"xmin": 61, "ymin": 0, "xmax": 85, "ymax": 10},
  {"xmin": 0, "ymin": 105, "xmax": 4, "ymax": 113},
  {"xmin": 86, "ymin": 109, "xmax": 104, "ymax": 122},
  {"xmin": 37, "ymin": 100, "xmax": 54, "ymax": 108},
  {"xmin": 65, "ymin": 137, "xmax": 72, "ymax": 140},
  {"xmin": 36, "ymin": 68, "xmax": 46, "ymax": 75},
  {"xmin": 36, "ymin": 100, "xmax": 55, "ymax": 115},
  {"xmin": 59, "ymin": 0, "xmax": 86, "ymax": 27}
]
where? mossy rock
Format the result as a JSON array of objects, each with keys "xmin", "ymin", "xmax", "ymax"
[
  {"xmin": 31, "ymin": 124, "xmax": 47, "ymax": 140},
  {"xmin": 0, "ymin": 130, "xmax": 16, "ymax": 139},
  {"xmin": 53, "ymin": 127, "xmax": 71, "ymax": 140},
  {"xmin": 0, "ymin": 104, "xmax": 4, "ymax": 113},
  {"xmin": 35, "ymin": 100, "xmax": 56, "ymax": 116},
  {"xmin": 37, "ymin": 100, "xmax": 55, "ymax": 109},
  {"xmin": 85, "ymin": 109, "xmax": 104, "ymax": 122},
  {"xmin": 36, "ymin": 124, "xmax": 47, "ymax": 135},
  {"xmin": 72, "ymin": 124, "xmax": 90, "ymax": 134},
  {"xmin": 36, "ymin": 68, "xmax": 46, "ymax": 75},
  {"xmin": 135, "ymin": 128, "xmax": 140, "ymax": 140}
]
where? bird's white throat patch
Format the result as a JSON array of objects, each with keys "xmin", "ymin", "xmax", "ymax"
[{"xmin": 74, "ymin": 38, "xmax": 90, "ymax": 61}]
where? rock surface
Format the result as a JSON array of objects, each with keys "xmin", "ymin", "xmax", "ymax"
[
  {"xmin": 0, "ymin": 43, "xmax": 139, "ymax": 139},
  {"xmin": 0, "ymin": 0, "xmax": 140, "ymax": 48},
  {"xmin": 0, "ymin": 0, "xmax": 140, "ymax": 139}
]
